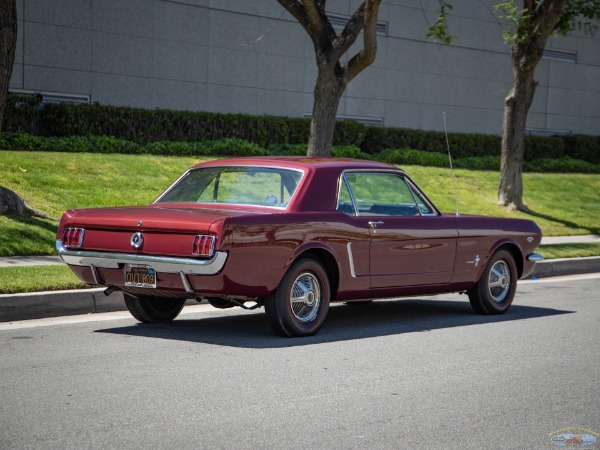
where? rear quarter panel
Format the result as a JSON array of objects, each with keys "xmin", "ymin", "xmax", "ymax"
[{"xmin": 217, "ymin": 212, "xmax": 370, "ymax": 297}]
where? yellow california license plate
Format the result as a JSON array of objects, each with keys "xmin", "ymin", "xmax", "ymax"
[{"xmin": 124, "ymin": 264, "xmax": 157, "ymax": 288}]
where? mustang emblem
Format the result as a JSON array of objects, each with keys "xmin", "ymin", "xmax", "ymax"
[
  {"xmin": 130, "ymin": 232, "xmax": 144, "ymax": 249},
  {"xmin": 467, "ymin": 254, "xmax": 481, "ymax": 267}
]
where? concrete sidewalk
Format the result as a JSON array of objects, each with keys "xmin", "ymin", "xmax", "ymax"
[
  {"xmin": 541, "ymin": 235, "xmax": 600, "ymax": 245},
  {"xmin": 1, "ymin": 236, "xmax": 599, "ymax": 323},
  {"xmin": 0, "ymin": 255, "xmax": 62, "ymax": 267}
]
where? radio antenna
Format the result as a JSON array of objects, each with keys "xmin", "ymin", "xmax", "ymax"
[{"xmin": 443, "ymin": 112, "xmax": 460, "ymax": 217}]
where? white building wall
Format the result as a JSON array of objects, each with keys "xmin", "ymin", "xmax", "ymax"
[{"xmin": 10, "ymin": 0, "xmax": 600, "ymax": 136}]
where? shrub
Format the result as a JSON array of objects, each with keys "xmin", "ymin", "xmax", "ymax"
[
  {"xmin": 524, "ymin": 136, "xmax": 564, "ymax": 160},
  {"xmin": 2, "ymin": 94, "xmax": 43, "ymax": 133},
  {"xmin": 0, "ymin": 132, "xmax": 46, "ymax": 151},
  {"xmin": 333, "ymin": 120, "xmax": 368, "ymax": 146},
  {"xmin": 268, "ymin": 144, "xmax": 307, "ymax": 156},
  {"xmin": 3, "ymin": 97, "xmax": 599, "ymax": 165},
  {"xmin": 41, "ymin": 103, "xmax": 314, "ymax": 147},
  {"xmin": 524, "ymin": 157, "xmax": 600, "ymax": 173},
  {"xmin": 455, "ymin": 155, "xmax": 501, "ymax": 171},
  {"xmin": 203, "ymin": 138, "xmax": 268, "ymax": 156},
  {"xmin": 562, "ymin": 135, "xmax": 600, "ymax": 164},
  {"xmin": 377, "ymin": 148, "xmax": 449, "ymax": 167},
  {"xmin": 332, "ymin": 145, "xmax": 372, "ymax": 160}
]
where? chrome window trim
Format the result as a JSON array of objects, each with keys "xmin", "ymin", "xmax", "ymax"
[
  {"xmin": 404, "ymin": 177, "xmax": 440, "ymax": 217},
  {"xmin": 56, "ymin": 240, "xmax": 228, "ymax": 276},
  {"xmin": 337, "ymin": 169, "xmax": 441, "ymax": 217},
  {"xmin": 336, "ymin": 173, "xmax": 360, "ymax": 216},
  {"xmin": 153, "ymin": 165, "xmax": 305, "ymax": 210}
]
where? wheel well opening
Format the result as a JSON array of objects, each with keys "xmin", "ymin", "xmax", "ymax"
[
  {"xmin": 300, "ymin": 249, "xmax": 339, "ymax": 299},
  {"xmin": 498, "ymin": 244, "xmax": 524, "ymax": 278}
]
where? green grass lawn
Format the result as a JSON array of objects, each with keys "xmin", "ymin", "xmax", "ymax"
[
  {"xmin": 0, "ymin": 265, "xmax": 90, "ymax": 294},
  {"xmin": 1, "ymin": 151, "xmax": 599, "ymax": 258},
  {"xmin": 538, "ymin": 243, "xmax": 600, "ymax": 260}
]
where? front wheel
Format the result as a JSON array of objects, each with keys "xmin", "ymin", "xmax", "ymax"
[
  {"xmin": 468, "ymin": 249, "xmax": 517, "ymax": 315},
  {"xmin": 265, "ymin": 257, "xmax": 331, "ymax": 337},
  {"xmin": 124, "ymin": 293, "xmax": 186, "ymax": 323}
]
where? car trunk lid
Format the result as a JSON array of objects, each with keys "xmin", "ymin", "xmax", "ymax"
[{"xmin": 60, "ymin": 205, "xmax": 265, "ymax": 258}]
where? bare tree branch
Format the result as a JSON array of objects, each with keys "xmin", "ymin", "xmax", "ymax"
[
  {"xmin": 345, "ymin": 0, "xmax": 381, "ymax": 83},
  {"xmin": 330, "ymin": 4, "xmax": 366, "ymax": 62},
  {"xmin": 276, "ymin": 0, "xmax": 311, "ymax": 33}
]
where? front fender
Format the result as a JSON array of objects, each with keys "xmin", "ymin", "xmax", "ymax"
[{"xmin": 478, "ymin": 238, "xmax": 525, "ymax": 280}]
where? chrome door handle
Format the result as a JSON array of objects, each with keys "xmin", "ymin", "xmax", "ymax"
[{"xmin": 369, "ymin": 221, "xmax": 384, "ymax": 233}]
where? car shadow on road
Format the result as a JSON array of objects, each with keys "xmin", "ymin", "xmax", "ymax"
[{"xmin": 96, "ymin": 297, "xmax": 573, "ymax": 348}]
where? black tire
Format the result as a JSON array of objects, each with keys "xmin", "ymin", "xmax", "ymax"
[
  {"xmin": 265, "ymin": 257, "xmax": 331, "ymax": 337},
  {"xmin": 468, "ymin": 249, "xmax": 517, "ymax": 315},
  {"xmin": 124, "ymin": 294, "xmax": 186, "ymax": 323}
]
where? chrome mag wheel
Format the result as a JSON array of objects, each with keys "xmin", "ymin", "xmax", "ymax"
[
  {"xmin": 488, "ymin": 260, "xmax": 511, "ymax": 303},
  {"xmin": 290, "ymin": 272, "xmax": 321, "ymax": 323}
]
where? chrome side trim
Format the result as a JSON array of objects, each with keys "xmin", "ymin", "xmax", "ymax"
[
  {"xmin": 56, "ymin": 240, "xmax": 227, "ymax": 275},
  {"xmin": 527, "ymin": 253, "xmax": 544, "ymax": 262},
  {"xmin": 346, "ymin": 242, "xmax": 357, "ymax": 278}
]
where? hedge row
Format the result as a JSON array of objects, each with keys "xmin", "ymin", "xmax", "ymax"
[
  {"xmin": 2, "ymin": 133, "xmax": 599, "ymax": 173},
  {"xmin": 3, "ymin": 94, "xmax": 599, "ymax": 164}
]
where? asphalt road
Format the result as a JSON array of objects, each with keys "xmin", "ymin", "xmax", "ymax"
[{"xmin": 1, "ymin": 274, "xmax": 599, "ymax": 450}]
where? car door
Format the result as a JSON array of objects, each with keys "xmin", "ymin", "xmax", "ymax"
[{"xmin": 341, "ymin": 171, "xmax": 458, "ymax": 288}]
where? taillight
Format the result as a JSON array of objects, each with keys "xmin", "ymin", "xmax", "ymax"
[
  {"xmin": 62, "ymin": 227, "xmax": 85, "ymax": 248},
  {"xmin": 192, "ymin": 235, "xmax": 215, "ymax": 257}
]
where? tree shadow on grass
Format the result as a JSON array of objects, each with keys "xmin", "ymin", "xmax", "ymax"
[
  {"xmin": 97, "ymin": 296, "xmax": 573, "ymax": 349},
  {"xmin": 0, "ymin": 213, "xmax": 58, "ymax": 255},
  {"xmin": 521, "ymin": 207, "xmax": 600, "ymax": 235}
]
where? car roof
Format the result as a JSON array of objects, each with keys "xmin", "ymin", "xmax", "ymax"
[
  {"xmin": 187, "ymin": 156, "xmax": 409, "ymax": 213},
  {"xmin": 192, "ymin": 156, "xmax": 403, "ymax": 172}
]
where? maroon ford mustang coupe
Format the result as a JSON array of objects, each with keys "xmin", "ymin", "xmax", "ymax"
[{"xmin": 57, "ymin": 157, "xmax": 543, "ymax": 337}]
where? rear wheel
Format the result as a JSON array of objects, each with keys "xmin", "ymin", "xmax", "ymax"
[
  {"xmin": 468, "ymin": 249, "xmax": 517, "ymax": 315},
  {"xmin": 265, "ymin": 257, "xmax": 330, "ymax": 337},
  {"xmin": 124, "ymin": 293, "xmax": 186, "ymax": 323}
]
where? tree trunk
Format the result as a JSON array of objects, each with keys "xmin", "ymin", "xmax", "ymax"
[
  {"xmin": 498, "ymin": 71, "xmax": 536, "ymax": 211},
  {"xmin": 0, "ymin": 0, "xmax": 18, "ymax": 131},
  {"xmin": 308, "ymin": 68, "xmax": 345, "ymax": 157},
  {"xmin": 496, "ymin": 0, "xmax": 567, "ymax": 211}
]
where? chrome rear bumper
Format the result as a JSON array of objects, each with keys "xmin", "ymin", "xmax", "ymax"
[{"xmin": 56, "ymin": 240, "xmax": 227, "ymax": 275}]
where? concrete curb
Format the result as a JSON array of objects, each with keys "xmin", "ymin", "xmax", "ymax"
[
  {"xmin": 530, "ymin": 256, "xmax": 600, "ymax": 279},
  {"xmin": 0, "ymin": 288, "xmax": 127, "ymax": 322},
  {"xmin": 1, "ymin": 257, "xmax": 598, "ymax": 323}
]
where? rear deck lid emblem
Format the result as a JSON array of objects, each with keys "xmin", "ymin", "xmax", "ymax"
[{"xmin": 130, "ymin": 232, "xmax": 144, "ymax": 249}]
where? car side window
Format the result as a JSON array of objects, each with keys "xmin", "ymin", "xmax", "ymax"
[{"xmin": 345, "ymin": 172, "xmax": 421, "ymax": 217}]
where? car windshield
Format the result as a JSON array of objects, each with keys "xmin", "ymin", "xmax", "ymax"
[{"xmin": 155, "ymin": 166, "xmax": 304, "ymax": 208}]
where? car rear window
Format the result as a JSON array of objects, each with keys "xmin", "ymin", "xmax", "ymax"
[{"xmin": 155, "ymin": 166, "xmax": 304, "ymax": 208}]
